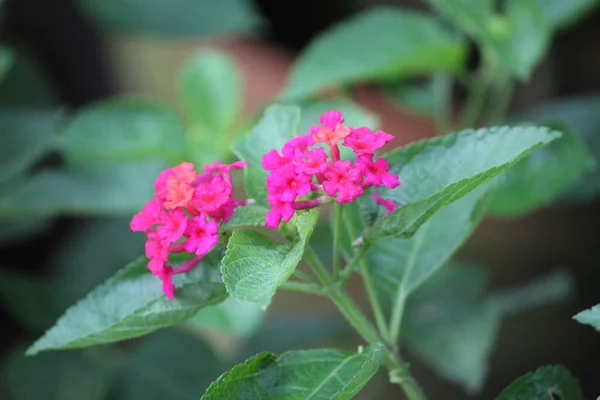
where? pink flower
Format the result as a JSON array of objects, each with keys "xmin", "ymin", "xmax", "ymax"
[
  {"xmin": 266, "ymin": 165, "xmax": 312, "ymax": 202},
  {"xmin": 296, "ymin": 147, "xmax": 329, "ymax": 174},
  {"xmin": 145, "ymin": 233, "xmax": 169, "ymax": 274},
  {"xmin": 310, "ymin": 110, "xmax": 351, "ymax": 146},
  {"xmin": 157, "ymin": 266, "xmax": 175, "ymax": 300},
  {"xmin": 191, "ymin": 177, "xmax": 232, "ymax": 214},
  {"xmin": 164, "ymin": 162, "xmax": 197, "ymax": 210},
  {"xmin": 262, "ymin": 149, "xmax": 292, "ymax": 171},
  {"xmin": 355, "ymin": 154, "xmax": 400, "ymax": 189},
  {"xmin": 343, "ymin": 127, "xmax": 394, "ymax": 155},
  {"xmin": 130, "ymin": 200, "xmax": 162, "ymax": 232},
  {"xmin": 322, "ymin": 160, "xmax": 364, "ymax": 204},
  {"xmin": 156, "ymin": 209, "xmax": 188, "ymax": 243},
  {"xmin": 132, "ymin": 159, "xmax": 247, "ymax": 300},
  {"xmin": 183, "ymin": 214, "xmax": 219, "ymax": 256},
  {"xmin": 282, "ymin": 134, "xmax": 314, "ymax": 156},
  {"xmin": 373, "ymin": 193, "xmax": 399, "ymax": 216},
  {"xmin": 265, "ymin": 197, "xmax": 295, "ymax": 228}
]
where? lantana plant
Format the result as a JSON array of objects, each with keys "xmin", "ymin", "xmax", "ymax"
[{"xmin": 11, "ymin": 1, "xmax": 600, "ymax": 398}]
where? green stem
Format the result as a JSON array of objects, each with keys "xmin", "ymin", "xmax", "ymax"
[
  {"xmin": 280, "ymin": 281, "xmax": 324, "ymax": 295},
  {"xmin": 293, "ymin": 270, "xmax": 318, "ymax": 284},
  {"xmin": 304, "ymin": 244, "xmax": 426, "ymax": 400},
  {"xmin": 432, "ymin": 73, "xmax": 452, "ymax": 135},
  {"xmin": 388, "ymin": 288, "xmax": 407, "ymax": 344},
  {"xmin": 359, "ymin": 259, "xmax": 389, "ymax": 342},
  {"xmin": 459, "ymin": 52, "xmax": 496, "ymax": 129},
  {"xmin": 487, "ymin": 76, "xmax": 514, "ymax": 125},
  {"xmin": 304, "ymin": 245, "xmax": 332, "ymax": 286},
  {"xmin": 332, "ymin": 204, "xmax": 343, "ymax": 278},
  {"xmin": 339, "ymin": 246, "xmax": 368, "ymax": 284}
]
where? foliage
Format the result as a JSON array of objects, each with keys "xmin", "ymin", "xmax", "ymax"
[{"xmin": 2, "ymin": 1, "xmax": 599, "ymax": 399}]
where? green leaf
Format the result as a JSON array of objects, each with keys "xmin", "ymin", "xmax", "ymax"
[
  {"xmin": 426, "ymin": 0, "xmax": 550, "ymax": 79},
  {"xmin": 404, "ymin": 264, "xmax": 500, "ymax": 393},
  {"xmin": 232, "ymin": 105, "xmax": 301, "ymax": 205},
  {"xmin": 56, "ymin": 99, "xmax": 186, "ymax": 163},
  {"xmin": 0, "ymin": 160, "xmax": 168, "ymax": 218},
  {"xmin": 489, "ymin": 270, "xmax": 575, "ymax": 317},
  {"xmin": 221, "ymin": 209, "xmax": 318, "ymax": 308},
  {"xmin": 26, "ymin": 250, "xmax": 227, "ymax": 355},
  {"xmin": 366, "ymin": 186, "xmax": 489, "ymax": 310},
  {"xmin": 0, "ymin": 347, "xmax": 112, "ymax": 400},
  {"xmin": 365, "ymin": 126, "xmax": 559, "ymax": 241},
  {"xmin": 0, "ymin": 108, "xmax": 64, "ymax": 183},
  {"xmin": 538, "ymin": 0, "xmax": 600, "ymax": 31},
  {"xmin": 202, "ymin": 342, "xmax": 386, "ymax": 400},
  {"xmin": 488, "ymin": 129, "xmax": 594, "ymax": 217},
  {"xmin": 386, "ymin": 79, "xmax": 436, "ymax": 115},
  {"xmin": 526, "ymin": 96, "xmax": 600, "ymax": 202},
  {"xmin": 573, "ymin": 304, "xmax": 600, "ymax": 331},
  {"xmin": 78, "ymin": 0, "xmax": 261, "ymax": 37},
  {"xmin": 115, "ymin": 329, "xmax": 224, "ymax": 400},
  {"xmin": 220, "ymin": 204, "xmax": 268, "ymax": 231},
  {"xmin": 178, "ymin": 50, "xmax": 242, "ymax": 134},
  {"xmin": 0, "ymin": 46, "xmax": 15, "ymax": 82},
  {"xmin": 189, "ymin": 296, "xmax": 264, "ymax": 337},
  {"xmin": 283, "ymin": 7, "xmax": 466, "ymax": 100},
  {"xmin": 496, "ymin": 365, "xmax": 583, "ymax": 400}
]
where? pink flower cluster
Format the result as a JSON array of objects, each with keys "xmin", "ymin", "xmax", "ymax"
[
  {"xmin": 131, "ymin": 160, "xmax": 247, "ymax": 299},
  {"xmin": 262, "ymin": 110, "xmax": 400, "ymax": 228}
]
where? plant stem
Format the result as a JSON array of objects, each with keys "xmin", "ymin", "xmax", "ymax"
[
  {"xmin": 293, "ymin": 269, "xmax": 318, "ymax": 284},
  {"xmin": 304, "ymin": 245, "xmax": 426, "ymax": 400},
  {"xmin": 459, "ymin": 51, "xmax": 496, "ymax": 129},
  {"xmin": 432, "ymin": 73, "xmax": 452, "ymax": 135},
  {"xmin": 359, "ymin": 259, "xmax": 389, "ymax": 341},
  {"xmin": 388, "ymin": 288, "xmax": 407, "ymax": 344},
  {"xmin": 339, "ymin": 246, "xmax": 368, "ymax": 284},
  {"xmin": 332, "ymin": 204, "xmax": 343, "ymax": 278},
  {"xmin": 487, "ymin": 73, "xmax": 514, "ymax": 125},
  {"xmin": 280, "ymin": 281, "xmax": 324, "ymax": 295},
  {"xmin": 304, "ymin": 245, "xmax": 332, "ymax": 286}
]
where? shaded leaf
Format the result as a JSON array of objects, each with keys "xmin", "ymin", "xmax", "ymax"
[
  {"xmin": 26, "ymin": 250, "xmax": 227, "ymax": 355},
  {"xmin": 490, "ymin": 270, "xmax": 575, "ymax": 317},
  {"xmin": 0, "ymin": 217, "xmax": 52, "ymax": 246},
  {"xmin": 57, "ymin": 99, "xmax": 186, "ymax": 163},
  {"xmin": 0, "ymin": 108, "xmax": 63, "ymax": 183},
  {"xmin": 527, "ymin": 96, "xmax": 600, "ymax": 202},
  {"xmin": 232, "ymin": 105, "xmax": 301, "ymax": 205},
  {"xmin": 0, "ymin": 347, "xmax": 112, "ymax": 400},
  {"xmin": 488, "ymin": 129, "xmax": 594, "ymax": 217},
  {"xmin": 221, "ymin": 209, "xmax": 318, "ymax": 308},
  {"xmin": 426, "ymin": 0, "xmax": 550, "ymax": 79},
  {"xmin": 284, "ymin": 7, "xmax": 466, "ymax": 99},
  {"xmin": 189, "ymin": 296, "xmax": 264, "ymax": 337},
  {"xmin": 538, "ymin": 0, "xmax": 600, "ymax": 30},
  {"xmin": 178, "ymin": 50, "xmax": 242, "ymax": 133},
  {"xmin": 386, "ymin": 79, "xmax": 436, "ymax": 115},
  {"xmin": 78, "ymin": 0, "xmax": 261, "ymax": 37},
  {"xmin": 496, "ymin": 365, "xmax": 582, "ymax": 400},
  {"xmin": 366, "ymin": 186, "xmax": 489, "ymax": 310},
  {"xmin": 0, "ymin": 270, "xmax": 62, "ymax": 332},
  {"xmin": 116, "ymin": 329, "xmax": 224, "ymax": 400},
  {"xmin": 0, "ymin": 160, "xmax": 168, "ymax": 218},
  {"xmin": 573, "ymin": 304, "xmax": 600, "ymax": 332},
  {"xmin": 365, "ymin": 126, "xmax": 559, "ymax": 241},
  {"xmin": 404, "ymin": 264, "xmax": 500, "ymax": 393},
  {"xmin": 0, "ymin": 46, "xmax": 14, "ymax": 82},
  {"xmin": 202, "ymin": 342, "xmax": 386, "ymax": 400}
]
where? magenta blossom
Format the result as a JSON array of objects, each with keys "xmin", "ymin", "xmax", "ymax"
[
  {"xmin": 373, "ymin": 193, "xmax": 399, "ymax": 216},
  {"xmin": 131, "ymin": 160, "xmax": 248, "ymax": 300},
  {"xmin": 261, "ymin": 110, "xmax": 401, "ymax": 227}
]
